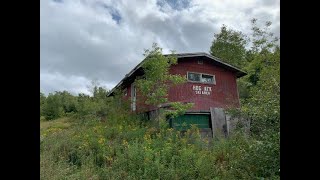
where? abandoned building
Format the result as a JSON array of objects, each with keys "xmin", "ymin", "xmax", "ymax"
[{"xmin": 107, "ymin": 52, "xmax": 247, "ymax": 137}]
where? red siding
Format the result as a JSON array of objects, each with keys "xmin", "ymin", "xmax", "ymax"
[
  {"xmin": 168, "ymin": 58, "xmax": 240, "ymax": 111},
  {"xmin": 124, "ymin": 57, "xmax": 240, "ymax": 112},
  {"xmin": 124, "ymin": 82, "xmax": 155, "ymax": 112}
]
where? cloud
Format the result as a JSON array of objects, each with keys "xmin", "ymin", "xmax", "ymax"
[
  {"xmin": 157, "ymin": 0, "xmax": 191, "ymax": 11},
  {"xmin": 40, "ymin": 0, "xmax": 280, "ymax": 95},
  {"xmin": 40, "ymin": 71, "xmax": 115, "ymax": 95}
]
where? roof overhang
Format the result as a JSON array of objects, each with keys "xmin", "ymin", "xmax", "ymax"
[{"xmin": 107, "ymin": 52, "xmax": 247, "ymax": 96}]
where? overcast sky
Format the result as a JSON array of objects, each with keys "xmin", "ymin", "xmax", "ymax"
[{"xmin": 40, "ymin": 0, "xmax": 280, "ymax": 95}]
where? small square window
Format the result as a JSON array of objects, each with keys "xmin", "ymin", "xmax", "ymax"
[{"xmin": 198, "ymin": 59, "xmax": 203, "ymax": 64}]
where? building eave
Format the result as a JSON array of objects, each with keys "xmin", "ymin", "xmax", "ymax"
[{"xmin": 107, "ymin": 52, "xmax": 247, "ymax": 97}]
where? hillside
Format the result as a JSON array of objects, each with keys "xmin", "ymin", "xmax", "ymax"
[{"xmin": 40, "ymin": 114, "xmax": 279, "ymax": 179}]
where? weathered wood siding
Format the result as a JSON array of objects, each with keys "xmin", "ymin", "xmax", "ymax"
[
  {"xmin": 168, "ymin": 57, "xmax": 240, "ymax": 111},
  {"xmin": 124, "ymin": 56, "xmax": 240, "ymax": 112}
]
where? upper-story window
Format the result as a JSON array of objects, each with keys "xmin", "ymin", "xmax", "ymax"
[
  {"xmin": 188, "ymin": 72, "xmax": 216, "ymax": 84},
  {"xmin": 123, "ymin": 88, "xmax": 127, "ymax": 96},
  {"xmin": 188, "ymin": 72, "xmax": 201, "ymax": 82}
]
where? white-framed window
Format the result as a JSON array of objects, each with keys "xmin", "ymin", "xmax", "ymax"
[
  {"xmin": 198, "ymin": 59, "xmax": 203, "ymax": 64},
  {"xmin": 187, "ymin": 72, "xmax": 216, "ymax": 84},
  {"xmin": 131, "ymin": 83, "xmax": 136, "ymax": 111},
  {"xmin": 123, "ymin": 88, "xmax": 127, "ymax": 96}
]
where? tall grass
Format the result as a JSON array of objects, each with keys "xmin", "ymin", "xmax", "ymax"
[{"xmin": 40, "ymin": 115, "xmax": 279, "ymax": 179}]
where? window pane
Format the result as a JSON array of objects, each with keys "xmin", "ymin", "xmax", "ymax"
[
  {"xmin": 188, "ymin": 73, "xmax": 201, "ymax": 82},
  {"xmin": 201, "ymin": 74, "xmax": 213, "ymax": 83},
  {"xmin": 123, "ymin": 88, "xmax": 127, "ymax": 96}
]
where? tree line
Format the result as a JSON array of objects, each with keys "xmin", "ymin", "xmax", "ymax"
[{"xmin": 40, "ymin": 85, "xmax": 116, "ymax": 121}]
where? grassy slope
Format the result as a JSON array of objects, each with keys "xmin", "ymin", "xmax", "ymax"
[
  {"xmin": 40, "ymin": 117, "xmax": 72, "ymax": 131},
  {"xmin": 40, "ymin": 116, "xmax": 279, "ymax": 180}
]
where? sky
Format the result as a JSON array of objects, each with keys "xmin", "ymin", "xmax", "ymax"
[{"xmin": 40, "ymin": 0, "xmax": 280, "ymax": 95}]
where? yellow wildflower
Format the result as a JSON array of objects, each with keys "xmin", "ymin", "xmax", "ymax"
[
  {"xmin": 98, "ymin": 137, "xmax": 105, "ymax": 144},
  {"xmin": 122, "ymin": 139, "xmax": 128, "ymax": 146}
]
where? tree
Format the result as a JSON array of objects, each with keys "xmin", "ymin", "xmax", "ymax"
[
  {"xmin": 209, "ymin": 18, "xmax": 280, "ymax": 135},
  {"xmin": 42, "ymin": 92, "xmax": 64, "ymax": 120},
  {"xmin": 41, "ymin": 91, "xmax": 79, "ymax": 120},
  {"xmin": 92, "ymin": 86, "xmax": 109, "ymax": 119},
  {"xmin": 75, "ymin": 82, "xmax": 110, "ymax": 120},
  {"xmin": 212, "ymin": 19, "xmax": 280, "ymax": 178},
  {"xmin": 210, "ymin": 25, "xmax": 249, "ymax": 99},
  {"xmin": 40, "ymin": 92, "xmax": 46, "ymax": 117},
  {"xmin": 93, "ymin": 86, "xmax": 108, "ymax": 100},
  {"xmin": 250, "ymin": 18, "xmax": 279, "ymax": 53},
  {"xmin": 210, "ymin": 25, "xmax": 248, "ymax": 68},
  {"xmin": 56, "ymin": 91, "xmax": 78, "ymax": 114},
  {"xmin": 135, "ymin": 43, "xmax": 193, "ymax": 118},
  {"xmin": 241, "ymin": 47, "xmax": 280, "ymax": 135}
]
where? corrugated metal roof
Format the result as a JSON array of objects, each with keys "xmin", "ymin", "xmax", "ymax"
[{"xmin": 107, "ymin": 52, "xmax": 247, "ymax": 96}]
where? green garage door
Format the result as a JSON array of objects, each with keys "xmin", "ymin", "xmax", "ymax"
[{"xmin": 171, "ymin": 114, "xmax": 210, "ymax": 131}]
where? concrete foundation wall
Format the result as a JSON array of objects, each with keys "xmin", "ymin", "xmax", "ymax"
[
  {"xmin": 148, "ymin": 107, "xmax": 250, "ymax": 138},
  {"xmin": 210, "ymin": 107, "xmax": 228, "ymax": 138}
]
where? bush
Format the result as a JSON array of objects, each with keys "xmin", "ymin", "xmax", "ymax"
[{"xmin": 41, "ymin": 114, "xmax": 279, "ymax": 179}]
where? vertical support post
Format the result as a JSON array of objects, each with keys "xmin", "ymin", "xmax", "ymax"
[{"xmin": 210, "ymin": 107, "xmax": 215, "ymax": 138}]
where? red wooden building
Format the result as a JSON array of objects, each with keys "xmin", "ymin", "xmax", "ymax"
[{"xmin": 108, "ymin": 52, "xmax": 246, "ymax": 135}]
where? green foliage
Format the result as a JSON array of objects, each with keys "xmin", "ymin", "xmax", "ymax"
[
  {"xmin": 57, "ymin": 91, "xmax": 78, "ymax": 114},
  {"xmin": 238, "ymin": 132, "xmax": 280, "ymax": 178},
  {"xmin": 42, "ymin": 92, "xmax": 65, "ymax": 120},
  {"xmin": 41, "ymin": 115, "xmax": 279, "ymax": 179},
  {"xmin": 40, "ymin": 83, "xmax": 112, "ymax": 121},
  {"xmin": 135, "ymin": 43, "xmax": 193, "ymax": 118},
  {"xmin": 250, "ymin": 18, "xmax": 279, "ymax": 53},
  {"xmin": 166, "ymin": 102, "xmax": 194, "ymax": 118},
  {"xmin": 75, "ymin": 93, "xmax": 95, "ymax": 118},
  {"xmin": 212, "ymin": 18, "xmax": 280, "ymax": 178},
  {"xmin": 242, "ymin": 47, "xmax": 280, "ymax": 135},
  {"xmin": 210, "ymin": 24, "xmax": 248, "ymax": 68},
  {"xmin": 75, "ymin": 88, "xmax": 110, "ymax": 121},
  {"xmin": 233, "ymin": 19, "xmax": 280, "ymax": 136},
  {"xmin": 135, "ymin": 43, "xmax": 186, "ymax": 106},
  {"xmin": 40, "ymin": 92, "xmax": 46, "ymax": 117},
  {"xmin": 41, "ymin": 91, "xmax": 79, "ymax": 120}
]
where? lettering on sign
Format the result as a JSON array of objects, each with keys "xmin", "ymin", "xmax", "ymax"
[{"xmin": 192, "ymin": 85, "xmax": 212, "ymax": 95}]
